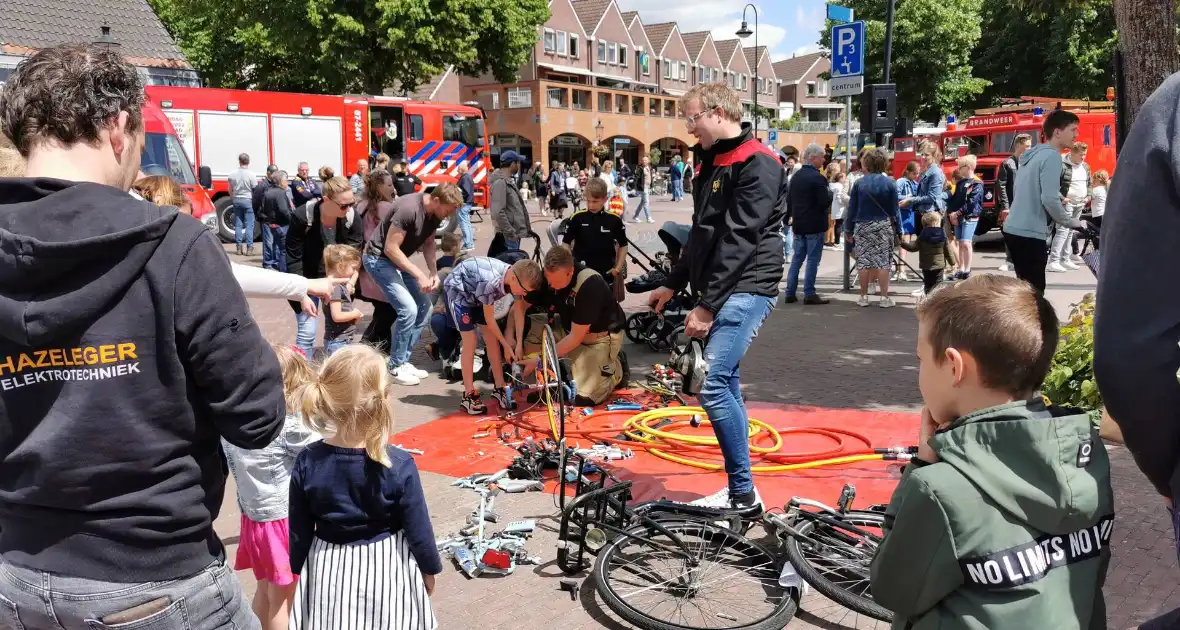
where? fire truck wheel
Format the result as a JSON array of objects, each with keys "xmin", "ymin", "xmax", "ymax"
[
  {"xmin": 214, "ymin": 196, "xmax": 263, "ymax": 243},
  {"xmin": 436, "ymin": 214, "xmax": 458, "ymax": 237}
]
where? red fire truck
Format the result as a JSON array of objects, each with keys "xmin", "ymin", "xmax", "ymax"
[
  {"xmin": 892, "ymin": 97, "xmax": 1116, "ymax": 236},
  {"xmin": 140, "ymin": 100, "xmax": 217, "ymax": 229},
  {"xmin": 144, "ymin": 86, "xmax": 490, "ymax": 242}
]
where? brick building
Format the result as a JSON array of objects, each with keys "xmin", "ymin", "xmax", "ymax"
[
  {"xmin": 460, "ymin": 0, "xmax": 826, "ymax": 171},
  {"xmin": 774, "ymin": 52, "xmax": 844, "ymax": 131}
]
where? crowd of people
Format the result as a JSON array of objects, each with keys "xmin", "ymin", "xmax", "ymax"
[{"xmin": 0, "ymin": 38, "xmax": 1165, "ymax": 630}]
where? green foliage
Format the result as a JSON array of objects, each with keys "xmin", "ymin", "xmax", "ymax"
[
  {"xmin": 648, "ymin": 147, "xmax": 662, "ymax": 164},
  {"xmin": 149, "ymin": 0, "xmax": 550, "ymax": 94},
  {"xmin": 820, "ymin": 0, "xmax": 990, "ymax": 120},
  {"xmin": 1042, "ymin": 294, "xmax": 1103, "ymax": 412}
]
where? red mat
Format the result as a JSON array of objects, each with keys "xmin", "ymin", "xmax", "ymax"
[{"xmin": 392, "ymin": 395, "xmax": 919, "ymax": 511}]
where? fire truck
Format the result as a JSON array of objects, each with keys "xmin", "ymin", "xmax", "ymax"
[
  {"xmin": 144, "ymin": 86, "xmax": 491, "ymax": 242},
  {"xmin": 140, "ymin": 100, "xmax": 217, "ymax": 229},
  {"xmin": 892, "ymin": 97, "xmax": 1116, "ymax": 236}
]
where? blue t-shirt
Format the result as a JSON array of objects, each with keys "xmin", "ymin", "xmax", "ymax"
[
  {"xmin": 288, "ymin": 442, "xmax": 442, "ymax": 576},
  {"xmin": 443, "ymin": 257, "xmax": 509, "ymax": 307}
]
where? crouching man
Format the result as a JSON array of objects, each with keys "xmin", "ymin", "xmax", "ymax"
[{"xmin": 513, "ymin": 245, "xmax": 626, "ymax": 405}]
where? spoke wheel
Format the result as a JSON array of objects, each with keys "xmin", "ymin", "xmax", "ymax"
[
  {"xmin": 783, "ymin": 511, "xmax": 893, "ymax": 622},
  {"xmin": 595, "ymin": 521, "xmax": 797, "ymax": 630},
  {"xmin": 627, "ymin": 312, "xmax": 657, "ymax": 343}
]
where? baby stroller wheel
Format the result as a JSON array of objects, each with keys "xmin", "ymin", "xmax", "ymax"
[
  {"xmin": 626, "ymin": 312, "xmax": 656, "ymax": 344},
  {"xmin": 646, "ymin": 319, "xmax": 678, "ymax": 352}
]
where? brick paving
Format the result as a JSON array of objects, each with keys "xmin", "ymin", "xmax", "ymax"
[{"xmin": 216, "ymin": 194, "xmax": 1176, "ymax": 629}]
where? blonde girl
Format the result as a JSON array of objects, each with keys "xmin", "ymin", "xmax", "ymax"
[
  {"xmin": 222, "ymin": 344, "xmax": 320, "ymax": 630},
  {"xmin": 288, "ymin": 345, "xmax": 441, "ymax": 630}
]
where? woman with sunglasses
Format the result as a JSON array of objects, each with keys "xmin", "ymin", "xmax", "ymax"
[{"xmin": 286, "ymin": 176, "xmax": 365, "ymax": 358}]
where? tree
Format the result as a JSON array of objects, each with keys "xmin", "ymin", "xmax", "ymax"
[
  {"xmin": 148, "ymin": 0, "xmax": 550, "ymax": 95},
  {"xmin": 820, "ymin": 0, "xmax": 990, "ymax": 120},
  {"xmin": 1114, "ymin": 0, "xmax": 1179, "ymax": 126}
]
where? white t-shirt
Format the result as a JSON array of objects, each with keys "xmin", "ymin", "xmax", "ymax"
[
  {"xmin": 1067, "ymin": 163, "xmax": 1088, "ymax": 203},
  {"xmin": 1090, "ymin": 185, "xmax": 1107, "ymax": 217},
  {"xmin": 830, "ymin": 182, "xmax": 849, "ymax": 220}
]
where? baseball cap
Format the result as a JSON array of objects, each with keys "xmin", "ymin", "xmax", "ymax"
[{"xmin": 499, "ymin": 150, "xmax": 526, "ymax": 165}]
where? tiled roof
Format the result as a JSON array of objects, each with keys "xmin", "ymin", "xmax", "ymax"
[
  {"xmin": 744, "ymin": 46, "xmax": 771, "ymax": 78},
  {"xmin": 772, "ymin": 52, "xmax": 826, "ymax": 82},
  {"xmin": 0, "ymin": 0, "xmax": 189, "ymax": 67},
  {"xmin": 713, "ymin": 39, "xmax": 740, "ymax": 69},
  {"xmin": 620, "ymin": 10, "xmax": 638, "ymax": 25},
  {"xmin": 643, "ymin": 22, "xmax": 676, "ymax": 55},
  {"xmin": 571, "ymin": 0, "xmax": 612, "ymax": 35},
  {"xmin": 385, "ymin": 66, "xmax": 453, "ymax": 101},
  {"xmin": 681, "ymin": 31, "xmax": 710, "ymax": 62}
]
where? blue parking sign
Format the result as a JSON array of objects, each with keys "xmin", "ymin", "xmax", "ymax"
[
  {"xmin": 830, "ymin": 21, "xmax": 865, "ymax": 78},
  {"xmin": 767, "ymin": 129, "xmax": 778, "ymax": 144}
]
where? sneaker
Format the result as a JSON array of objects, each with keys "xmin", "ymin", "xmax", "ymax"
[
  {"xmin": 898, "ymin": 271, "xmax": 911, "ymax": 282},
  {"xmin": 689, "ymin": 486, "xmax": 763, "ymax": 511},
  {"xmin": 911, "ymin": 287, "xmax": 925, "ymax": 298},
  {"xmin": 403, "ymin": 363, "xmax": 429, "ymax": 379},
  {"xmin": 803, "ymin": 295, "xmax": 830, "ymax": 305},
  {"xmin": 1062, "ymin": 260, "xmax": 1080, "ymax": 271},
  {"xmin": 489, "ymin": 387, "xmax": 513, "ymax": 410},
  {"xmin": 1046, "ymin": 262, "xmax": 1067, "ymax": 273},
  {"xmin": 784, "ymin": 295, "xmax": 798, "ymax": 304},
  {"xmin": 647, "ymin": 218, "xmax": 655, "ymax": 223},
  {"xmin": 461, "ymin": 391, "xmax": 487, "ymax": 415},
  {"xmin": 999, "ymin": 263, "xmax": 1011, "ymax": 272},
  {"xmin": 391, "ymin": 364, "xmax": 421, "ymax": 386},
  {"xmin": 857, "ymin": 295, "xmax": 872, "ymax": 307},
  {"xmin": 878, "ymin": 297, "xmax": 896, "ymax": 309},
  {"xmin": 631, "ymin": 218, "xmax": 642, "ymax": 224}
]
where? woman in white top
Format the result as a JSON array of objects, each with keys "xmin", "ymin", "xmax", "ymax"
[
  {"xmin": 1089, "ymin": 169, "xmax": 1109, "ymax": 248},
  {"xmin": 828, "ymin": 171, "xmax": 850, "ymax": 246},
  {"xmin": 599, "ymin": 160, "xmax": 617, "ymax": 197}
]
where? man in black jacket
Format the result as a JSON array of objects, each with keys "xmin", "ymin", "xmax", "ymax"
[
  {"xmin": 0, "ymin": 44, "xmax": 280, "ymax": 628},
  {"xmin": 649, "ymin": 83, "xmax": 785, "ymax": 510},
  {"xmin": 995, "ymin": 133, "xmax": 1030, "ymax": 272},
  {"xmin": 783, "ymin": 143, "xmax": 834, "ymax": 304},
  {"xmin": 257, "ymin": 169, "xmax": 294, "ymax": 271}
]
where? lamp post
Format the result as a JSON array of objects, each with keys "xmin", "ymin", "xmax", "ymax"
[
  {"xmin": 594, "ymin": 119, "xmax": 604, "ymax": 145},
  {"xmin": 736, "ymin": 5, "xmax": 758, "ymax": 135},
  {"xmin": 94, "ymin": 24, "xmax": 121, "ymax": 52}
]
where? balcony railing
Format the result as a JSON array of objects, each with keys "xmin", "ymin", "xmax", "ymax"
[{"xmin": 789, "ymin": 121, "xmax": 843, "ymax": 132}]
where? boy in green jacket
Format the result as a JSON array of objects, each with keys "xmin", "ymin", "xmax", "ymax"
[{"xmin": 870, "ymin": 274, "xmax": 1113, "ymax": 630}]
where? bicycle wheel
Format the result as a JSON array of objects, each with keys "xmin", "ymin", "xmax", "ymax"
[
  {"xmin": 595, "ymin": 520, "xmax": 797, "ymax": 630},
  {"xmin": 783, "ymin": 510, "xmax": 892, "ymax": 622}
]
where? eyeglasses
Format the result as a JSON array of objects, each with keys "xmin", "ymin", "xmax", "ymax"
[{"xmin": 684, "ymin": 109, "xmax": 714, "ymax": 129}]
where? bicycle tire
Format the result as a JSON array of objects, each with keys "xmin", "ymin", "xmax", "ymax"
[
  {"xmin": 595, "ymin": 520, "xmax": 797, "ymax": 630},
  {"xmin": 783, "ymin": 510, "xmax": 893, "ymax": 622}
]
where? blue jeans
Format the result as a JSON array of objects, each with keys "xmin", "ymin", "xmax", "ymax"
[
  {"xmin": 786, "ymin": 233, "xmax": 825, "ymax": 298},
  {"xmin": 295, "ymin": 296, "xmax": 319, "ymax": 358},
  {"xmin": 261, "ymin": 224, "xmax": 287, "ymax": 271},
  {"xmin": 430, "ymin": 311, "xmax": 461, "ymax": 358},
  {"xmin": 325, "ymin": 338, "xmax": 350, "ymax": 356},
  {"xmin": 632, "ymin": 189, "xmax": 651, "ymax": 221},
  {"xmin": 232, "ymin": 198, "xmax": 254, "ymax": 247},
  {"xmin": 701, "ymin": 293, "xmax": 776, "ymax": 496},
  {"xmin": 458, "ymin": 203, "xmax": 475, "ymax": 250},
  {"xmin": 363, "ymin": 254, "xmax": 431, "ymax": 367},
  {"xmin": 670, "ymin": 179, "xmax": 683, "ymax": 201},
  {"xmin": 782, "ymin": 224, "xmax": 794, "ymax": 262},
  {"xmin": 0, "ymin": 557, "xmax": 259, "ymax": 630}
]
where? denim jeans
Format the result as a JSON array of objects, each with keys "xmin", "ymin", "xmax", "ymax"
[
  {"xmin": 325, "ymin": 338, "xmax": 350, "ymax": 356},
  {"xmin": 363, "ymin": 254, "xmax": 431, "ymax": 367},
  {"xmin": 1049, "ymin": 204, "xmax": 1084, "ymax": 265},
  {"xmin": 670, "ymin": 179, "xmax": 682, "ymax": 201},
  {"xmin": 782, "ymin": 224, "xmax": 794, "ymax": 262},
  {"xmin": 458, "ymin": 203, "xmax": 475, "ymax": 250},
  {"xmin": 785, "ymin": 233, "xmax": 825, "ymax": 297},
  {"xmin": 0, "ymin": 557, "xmax": 259, "ymax": 630},
  {"xmin": 295, "ymin": 296, "xmax": 319, "ymax": 358},
  {"xmin": 232, "ymin": 199, "xmax": 254, "ymax": 247},
  {"xmin": 632, "ymin": 189, "xmax": 651, "ymax": 221},
  {"xmin": 430, "ymin": 311, "xmax": 461, "ymax": 359},
  {"xmin": 261, "ymin": 224, "xmax": 287, "ymax": 271},
  {"xmin": 701, "ymin": 293, "xmax": 776, "ymax": 496}
]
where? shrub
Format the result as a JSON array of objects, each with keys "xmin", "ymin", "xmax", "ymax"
[{"xmin": 1042, "ymin": 294, "xmax": 1102, "ymax": 412}]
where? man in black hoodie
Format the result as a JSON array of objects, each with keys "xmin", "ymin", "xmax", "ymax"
[
  {"xmin": 649, "ymin": 83, "xmax": 785, "ymax": 510},
  {"xmin": 0, "ymin": 44, "xmax": 281, "ymax": 629}
]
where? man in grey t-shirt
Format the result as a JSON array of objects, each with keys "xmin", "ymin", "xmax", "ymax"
[
  {"xmin": 227, "ymin": 152, "xmax": 257, "ymax": 255},
  {"xmin": 361, "ymin": 184, "xmax": 462, "ymax": 384}
]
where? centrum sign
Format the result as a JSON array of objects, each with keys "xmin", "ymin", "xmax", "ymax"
[{"xmin": 967, "ymin": 114, "xmax": 1017, "ymax": 129}]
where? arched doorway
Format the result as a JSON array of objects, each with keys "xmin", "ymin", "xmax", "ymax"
[
  {"xmin": 652, "ymin": 138, "xmax": 688, "ymax": 169},
  {"xmin": 547, "ymin": 133, "xmax": 589, "ymax": 170},
  {"xmin": 603, "ymin": 136, "xmax": 642, "ymax": 174},
  {"xmin": 491, "ymin": 133, "xmax": 534, "ymax": 167}
]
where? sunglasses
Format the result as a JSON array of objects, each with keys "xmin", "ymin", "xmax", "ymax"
[{"xmin": 331, "ymin": 199, "xmax": 355, "ymax": 210}]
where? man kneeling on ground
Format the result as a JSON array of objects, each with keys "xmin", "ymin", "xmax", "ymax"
[{"xmin": 513, "ymin": 245, "xmax": 626, "ymax": 405}]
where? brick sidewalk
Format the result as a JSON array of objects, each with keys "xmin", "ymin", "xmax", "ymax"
[{"xmin": 217, "ymin": 197, "xmax": 1176, "ymax": 629}]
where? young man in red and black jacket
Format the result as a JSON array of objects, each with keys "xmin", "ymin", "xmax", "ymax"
[{"xmin": 650, "ymin": 83, "xmax": 786, "ymax": 511}]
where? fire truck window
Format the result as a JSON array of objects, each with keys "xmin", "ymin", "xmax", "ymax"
[
  {"xmin": 943, "ymin": 134, "xmax": 987, "ymax": 158},
  {"xmin": 141, "ymin": 132, "xmax": 197, "ymax": 185},
  {"xmin": 992, "ymin": 131, "xmax": 1040, "ymax": 154},
  {"xmin": 1103, "ymin": 125, "xmax": 1112, "ymax": 146},
  {"xmin": 443, "ymin": 115, "xmax": 481, "ymax": 146},
  {"xmin": 408, "ymin": 115, "xmax": 424, "ymax": 141},
  {"xmin": 893, "ymin": 138, "xmax": 916, "ymax": 152}
]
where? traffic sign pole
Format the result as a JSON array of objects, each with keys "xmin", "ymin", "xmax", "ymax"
[{"xmin": 830, "ymin": 19, "xmax": 866, "ymax": 293}]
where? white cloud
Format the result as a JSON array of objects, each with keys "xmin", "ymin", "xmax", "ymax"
[{"xmin": 708, "ymin": 21, "xmax": 786, "ymax": 52}]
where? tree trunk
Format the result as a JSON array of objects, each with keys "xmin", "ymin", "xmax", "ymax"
[{"xmin": 1114, "ymin": 0, "xmax": 1180, "ymax": 127}]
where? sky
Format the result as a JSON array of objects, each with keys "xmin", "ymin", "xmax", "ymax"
[{"xmin": 616, "ymin": 0, "xmax": 827, "ymax": 62}]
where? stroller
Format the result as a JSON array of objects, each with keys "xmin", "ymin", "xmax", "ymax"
[{"xmin": 623, "ymin": 222, "xmax": 697, "ymax": 352}]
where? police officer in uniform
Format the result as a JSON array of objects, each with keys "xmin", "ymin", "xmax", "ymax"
[
  {"xmin": 561, "ymin": 177, "xmax": 627, "ymax": 292},
  {"xmin": 513, "ymin": 245, "xmax": 626, "ymax": 405}
]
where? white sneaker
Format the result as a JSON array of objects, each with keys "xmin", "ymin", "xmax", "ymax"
[
  {"xmin": 857, "ymin": 295, "xmax": 871, "ymax": 307},
  {"xmin": 631, "ymin": 218, "xmax": 642, "ymax": 224},
  {"xmin": 878, "ymin": 297, "xmax": 896, "ymax": 309},
  {"xmin": 391, "ymin": 364, "xmax": 421, "ymax": 386},
  {"xmin": 1046, "ymin": 262, "xmax": 1067, "ymax": 273},
  {"xmin": 999, "ymin": 263, "xmax": 1011, "ymax": 272},
  {"xmin": 403, "ymin": 363, "xmax": 429, "ymax": 379},
  {"xmin": 646, "ymin": 218, "xmax": 655, "ymax": 223},
  {"xmin": 689, "ymin": 487, "xmax": 763, "ymax": 510},
  {"xmin": 1062, "ymin": 260, "xmax": 1080, "ymax": 271},
  {"xmin": 910, "ymin": 287, "xmax": 925, "ymax": 298}
]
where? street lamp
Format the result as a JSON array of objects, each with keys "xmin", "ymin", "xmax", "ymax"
[
  {"xmin": 736, "ymin": 4, "xmax": 758, "ymax": 135},
  {"xmin": 594, "ymin": 119, "xmax": 604, "ymax": 144},
  {"xmin": 94, "ymin": 24, "xmax": 121, "ymax": 52}
]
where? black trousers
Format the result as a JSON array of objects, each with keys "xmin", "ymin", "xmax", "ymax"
[
  {"xmin": 922, "ymin": 269, "xmax": 943, "ymax": 294},
  {"xmin": 361, "ymin": 300, "xmax": 396, "ymax": 352},
  {"xmin": 1003, "ymin": 231, "xmax": 1049, "ymax": 294}
]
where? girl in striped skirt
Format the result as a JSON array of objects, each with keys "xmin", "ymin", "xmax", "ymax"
[{"xmin": 288, "ymin": 345, "xmax": 443, "ymax": 630}]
